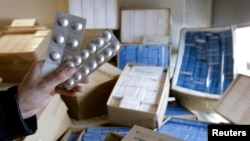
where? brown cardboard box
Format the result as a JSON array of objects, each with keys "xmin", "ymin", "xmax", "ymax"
[
  {"xmin": 21, "ymin": 94, "xmax": 72, "ymax": 141},
  {"xmin": 0, "ymin": 29, "xmax": 51, "ymax": 82},
  {"xmin": 107, "ymin": 64, "xmax": 170, "ymax": 129},
  {"xmin": 61, "ymin": 62, "xmax": 122, "ymax": 120},
  {"xmin": 104, "ymin": 132, "xmax": 124, "ymax": 141},
  {"xmin": 171, "ymin": 26, "xmax": 236, "ymax": 112}
]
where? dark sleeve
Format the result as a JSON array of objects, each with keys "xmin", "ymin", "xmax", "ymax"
[{"xmin": 0, "ymin": 86, "xmax": 37, "ymax": 141}]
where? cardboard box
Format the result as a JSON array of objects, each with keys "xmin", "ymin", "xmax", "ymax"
[
  {"xmin": 0, "ymin": 29, "xmax": 51, "ymax": 82},
  {"xmin": 171, "ymin": 26, "xmax": 236, "ymax": 112},
  {"xmin": 22, "ymin": 94, "xmax": 72, "ymax": 141},
  {"xmin": 107, "ymin": 64, "xmax": 170, "ymax": 129},
  {"xmin": 61, "ymin": 62, "xmax": 122, "ymax": 120},
  {"xmin": 105, "ymin": 125, "xmax": 182, "ymax": 141}
]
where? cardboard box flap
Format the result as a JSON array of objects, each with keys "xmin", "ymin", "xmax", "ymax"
[
  {"xmin": 214, "ymin": 74, "xmax": 250, "ymax": 125},
  {"xmin": 121, "ymin": 125, "xmax": 183, "ymax": 141}
]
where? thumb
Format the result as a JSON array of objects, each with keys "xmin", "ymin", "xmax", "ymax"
[{"xmin": 46, "ymin": 67, "xmax": 77, "ymax": 88}]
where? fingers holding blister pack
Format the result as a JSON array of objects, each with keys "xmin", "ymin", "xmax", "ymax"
[
  {"xmin": 64, "ymin": 29, "xmax": 123, "ymax": 90},
  {"xmin": 42, "ymin": 12, "xmax": 123, "ymax": 90}
]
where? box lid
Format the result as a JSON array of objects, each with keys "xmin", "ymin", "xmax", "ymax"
[{"xmin": 214, "ymin": 74, "xmax": 250, "ymax": 125}]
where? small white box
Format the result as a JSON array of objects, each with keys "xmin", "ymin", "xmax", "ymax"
[{"xmin": 107, "ymin": 64, "xmax": 170, "ymax": 129}]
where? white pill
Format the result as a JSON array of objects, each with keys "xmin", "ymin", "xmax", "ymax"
[
  {"xmin": 67, "ymin": 39, "xmax": 79, "ymax": 48},
  {"xmin": 80, "ymin": 66, "xmax": 90, "ymax": 76},
  {"xmin": 87, "ymin": 43, "xmax": 97, "ymax": 54},
  {"xmin": 53, "ymin": 35, "xmax": 65, "ymax": 44},
  {"xmin": 72, "ymin": 22, "xmax": 83, "ymax": 31},
  {"xmin": 81, "ymin": 49, "xmax": 89, "ymax": 60},
  {"xmin": 96, "ymin": 54, "xmax": 105, "ymax": 64},
  {"xmin": 102, "ymin": 30, "xmax": 112, "ymax": 41},
  {"xmin": 57, "ymin": 18, "xmax": 69, "ymax": 27},
  {"xmin": 95, "ymin": 37, "xmax": 105, "ymax": 47},
  {"xmin": 103, "ymin": 48, "xmax": 112, "ymax": 58},
  {"xmin": 73, "ymin": 55, "xmax": 82, "ymax": 66},
  {"xmin": 110, "ymin": 42, "xmax": 120, "ymax": 52},
  {"xmin": 89, "ymin": 60, "xmax": 97, "ymax": 70},
  {"xmin": 65, "ymin": 78, "xmax": 75, "ymax": 88},
  {"xmin": 50, "ymin": 51, "xmax": 61, "ymax": 61},
  {"xmin": 74, "ymin": 72, "xmax": 82, "ymax": 81}
]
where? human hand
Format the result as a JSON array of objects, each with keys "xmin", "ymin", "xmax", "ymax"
[{"xmin": 17, "ymin": 60, "xmax": 89, "ymax": 119}]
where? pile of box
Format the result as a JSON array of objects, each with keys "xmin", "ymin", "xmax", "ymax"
[{"xmin": 0, "ymin": 0, "xmax": 250, "ymax": 140}]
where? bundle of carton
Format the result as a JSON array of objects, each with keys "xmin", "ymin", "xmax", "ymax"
[{"xmin": 0, "ymin": 19, "xmax": 51, "ymax": 82}]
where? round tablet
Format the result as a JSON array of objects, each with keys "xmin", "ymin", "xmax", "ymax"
[
  {"xmin": 94, "ymin": 37, "xmax": 105, "ymax": 47},
  {"xmin": 73, "ymin": 55, "xmax": 82, "ymax": 66},
  {"xmin": 67, "ymin": 39, "xmax": 79, "ymax": 48},
  {"xmin": 71, "ymin": 22, "xmax": 83, "ymax": 31},
  {"xmin": 65, "ymin": 78, "xmax": 75, "ymax": 88},
  {"xmin": 102, "ymin": 30, "xmax": 112, "ymax": 41},
  {"xmin": 50, "ymin": 51, "xmax": 61, "ymax": 61},
  {"xmin": 81, "ymin": 49, "xmax": 89, "ymax": 60},
  {"xmin": 87, "ymin": 43, "xmax": 97, "ymax": 54},
  {"xmin": 110, "ymin": 42, "xmax": 120, "ymax": 52},
  {"xmin": 57, "ymin": 17, "xmax": 69, "ymax": 27},
  {"xmin": 89, "ymin": 60, "xmax": 97, "ymax": 70},
  {"xmin": 96, "ymin": 54, "xmax": 105, "ymax": 64},
  {"xmin": 74, "ymin": 72, "xmax": 82, "ymax": 81},
  {"xmin": 103, "ymin": 48, "xmax": 112, "ymax": 58},
  {"xmin": 53, "ymin": 35, "xmax": 65, "ymax": 44},
  {"xmin": 80, "ymin": 66, "xmax": 90, "ymax": 76}
]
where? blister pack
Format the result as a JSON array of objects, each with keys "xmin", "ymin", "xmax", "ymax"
[{"xmin": 42, "ymin": 12, "xmax": 123, "ymax": 90}]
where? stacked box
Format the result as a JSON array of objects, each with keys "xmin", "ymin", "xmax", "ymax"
[
  {"xmin": 118, "ymin": 44, "xmax": 170, "ymax": 70},
  {"xmin": 171, "ymin": 26, "xmax": 236, "ymax": 112},
  {"xmin": 69, "ymin": 0, "xmax": 119, "ymax": 29},
  {"xmin": 121, "ymin": 9, "xmax": 171, "ymax": 43},
  {"xmin": 107, "ymin": 64, "xmax": 170, "ymax": 129},
  {"xmin": 0, "ymin": 30, "xmax": 51, "ymax": 82}
]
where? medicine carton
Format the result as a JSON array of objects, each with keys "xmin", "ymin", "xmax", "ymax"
[
  {"xmin": 171, "ymin": 26, "xmax": 236, "ymax": 112},
  {"xmin": 107, "ymin": 64, "xmax": 170, "ymax": 129}
]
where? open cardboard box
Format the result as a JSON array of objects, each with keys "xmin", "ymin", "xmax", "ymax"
[
  {"xmin": 171, "ymin": 25, "xmax": 236, "ymax": 112},
  {"xmin": 107, "ymin": 63, "xmax": 170, "ymax": 129}
]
